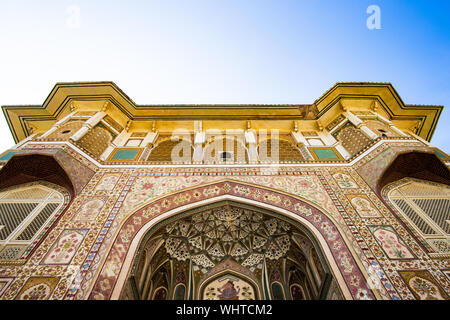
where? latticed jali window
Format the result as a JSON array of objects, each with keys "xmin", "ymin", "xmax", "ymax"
[
  {"xmin": 388, "ymin": 178, "xmax": 450, "ymax": 254},
  {"xmin": 0, "ymin": 183, "xmax": 64, "ymax": 260}
]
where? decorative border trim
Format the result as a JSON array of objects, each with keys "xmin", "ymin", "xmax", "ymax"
[
  {"xmin": 430, "ymin": 147, "xmax": 449, "ymax": 160},
  {"xmin": 0, "ymin": 149, "xmax": 18, "ymax": 162},
  {"xmin": 20, "ymin": 139, "xmax": 439, "ymax": 169}
]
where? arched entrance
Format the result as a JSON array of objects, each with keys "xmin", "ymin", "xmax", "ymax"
[
  {"xmin": 121, "ymin": 201, "xmax": 341, "ymax": 300},
  {"xmin": 88, "ymin": 181, "xmax": 374, "ymax": 300}
]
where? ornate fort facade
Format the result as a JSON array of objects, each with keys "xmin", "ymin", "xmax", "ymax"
[{"xmin": 0, "ymin": 82, "xmax": 449, "ymax": 300}]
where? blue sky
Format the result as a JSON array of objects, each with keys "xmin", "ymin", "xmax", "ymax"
[{"xmin": 0, "ymin": 0, "xmax": 449, "ymax": 151}]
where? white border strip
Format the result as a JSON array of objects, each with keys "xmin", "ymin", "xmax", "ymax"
[{"xmin": 19, "ymin": 139, "xmax": 435, "ymax": 169}]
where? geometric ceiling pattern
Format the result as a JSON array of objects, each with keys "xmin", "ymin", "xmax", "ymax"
[{"xmin": 164, "ymin": 204, "xmax": 292, "ymax": 273}]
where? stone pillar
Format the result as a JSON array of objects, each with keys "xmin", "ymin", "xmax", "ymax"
[
  {"xmin": 245, "ymin": 130, "xmax": 258, "ymax": 162},
  {"xmin": 39, "ymin": 111, "xmax": 76, "ymax": 138},
  {"xmin": 389, "ymin": 124, "xmax": 408, "ymax": 137},
  {"xmin": 70, "ymin": 110, "xmax": 106, "ymax": 142},
  {"xmin": 291, "ymin": 131, "xmax": 314, "ymax": 160},
  {"xmin": 100, "ymin": 129, "xmax": 131, "ymax": 161},
  {"xmin": 291, "ymin": 131, "xmax": 309, "ymax": 146},
  {"xmin": 193, "ymin": 131, "xmax": 205, "ymax": 162},
  {"xmin": 142, "ymin": 131, "xmax": 158, "ymax": 147},
  {"xmin": 344, "ymin": 111, "xmax": 378, "ymax": 140},
  {"xmin": 319, "ymin": 130, "xmax": 351, "ymax": 160},
  {"xmin": 138, "ymin": 131, "xmax": 159, "ymax": 161}
]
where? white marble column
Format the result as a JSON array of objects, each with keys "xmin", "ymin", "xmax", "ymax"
[
  {"xmin": 344, "ymin": 111, "xmax": 378, "ymax": 140},
  {"xmin": 138, "ymin": 131, "xmax": 159, "ymax": 161},
  {"xmin": 334, "ymin": 144, "xmax": 351, "ymax": 160},
  {"xmin": 389, "ymin": 124, "xmax": 409, "ymax": 137},
  {"xmin": 291, "ymin": 131, "xmax": 309, "ymax": 146},
  {"xmin": 245, "ymin": 130, "xmax": 258, "ymax": 162},
  {"xmin": 142, "ymin": 132, "xmax": 158, "ymax": 147},
  {"xmin": 291, "ymin": 131, "xmax": 315, "ymax": 160},
  {"xmin": 192, "ymin": 131, "xmax": 205, "ymax": 162},
  {"xmin": 70, "ymin": 111, "xmax": 106, "ymax": 142},
  {"xmin": 319, "ymin": 130, "xmax": 351, "ymax": 160},
  {"xmin": 100, "ymin": 129, "xmax": 131, "ymax": 161}
]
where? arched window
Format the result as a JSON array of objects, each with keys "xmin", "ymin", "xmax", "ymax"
[
  {"xmin": 290, "ymin": 284, "xmax": 305, "ymax": 300},
  {"xmin": 309, "ymin": 247, "xmax": 326, "ymax": 285},
  {"xmin": 126, "ymin": 201, "xmax": 342, "ymax": 300},
  {"xmin": 0, "ymin": 182, "xmax": 66, "ymax": 260},
  {"xmin": 271, "ymin": 282, "xmax": 285, "ymax": 300},
  {"xmin": 387, "ymin": 178, "xmax": 450, "ymax": 254},
  {"xmin": 152, "ymin": 287, "xmax": 168, "ymax": 300},
  {"xmin": 173, "ymin": 284, "xmax": 186, "ymax": 300}
]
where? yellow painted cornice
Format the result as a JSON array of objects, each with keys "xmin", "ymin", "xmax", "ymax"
[
  {"xmin": 314, "ymin": 82, "xmax": 443, "ymax": 141},
  {"xmin": 2, "ymin": 81, "xmax": 443, "ymax": 143}
]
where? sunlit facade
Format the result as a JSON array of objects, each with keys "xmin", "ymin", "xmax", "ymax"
[{"xmin": 0, "ymin": 82, "xmax": 448, "ymax": 300}]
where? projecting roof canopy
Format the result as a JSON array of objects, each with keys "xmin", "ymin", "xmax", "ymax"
[{"xmin": 2, "ymin": 82, "xmax": 443, "ymax": 143}]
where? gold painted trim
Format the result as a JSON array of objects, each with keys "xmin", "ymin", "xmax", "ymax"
[{"xmin": 2, "ymin": 82, "xmax": 443, "ymax": 143}]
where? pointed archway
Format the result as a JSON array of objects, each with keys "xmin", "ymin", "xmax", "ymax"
[
  {"xmin": 122, "ymin": 201, "xmax": 339, "ymax": 300},
  {"xmin": 88, "ymin": 181, "xmax": 375, "ymax": 300}
]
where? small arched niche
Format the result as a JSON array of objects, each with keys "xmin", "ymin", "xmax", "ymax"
[{"xmin": 120, "ymin": 201, "xmax": 343, "ymax": 300}]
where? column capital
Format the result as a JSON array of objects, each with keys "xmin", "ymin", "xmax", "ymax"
[
  {"xmin": 335, "ymin": 144, "xmax": 351, "ymax": 160},
  {"xmin": 244, "ymin": 130, "xmax": 256, "ymax": 145},
  {"xmin": 194, "ymin": 131, "xmax": 206, "ymax": 145},
  {"xmin": 291, "ymin": 131, "xmax": 308, "ymax": 146},
  {"xmin": 102, "ymin": 101, "xmax": 110, "ymax": 112},
  {"xmin": 360, "ymin": 125, "xmax": 379, "ymax": 140},
  {"xmin": 125, "ymin": 120, "xmax": 132, "ymax": 132},
  {"xmin": 344, "ymin": 111, "xmax": 363, "ymax": 127},
  {"xmin": 316, "ymin": 119, "xmax": 324, "ymax": 131}
]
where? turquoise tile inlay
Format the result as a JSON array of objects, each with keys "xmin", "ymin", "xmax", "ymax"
[
  {"xmin": 432, "ymin": 149, "xmax": 447, "ymax": 159},
  {"xmin": 0, "ymin": 151, "xmax": 17, "ymax": 161},
  {"xmin": 112, "ymin": 149, "xmax": 139, "ymax": 160},
  {"xmin": 313, "ymin": 148, "xmax": 339, "ymax": 159}
]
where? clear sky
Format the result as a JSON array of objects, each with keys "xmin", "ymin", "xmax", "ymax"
[{"xmin": 0, "ymin": 0, "xmax": 449, "ymax": 152}]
